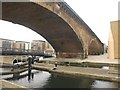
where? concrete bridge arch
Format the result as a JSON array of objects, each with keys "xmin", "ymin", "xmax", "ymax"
[{"xmin": 1, "ymin": 1, "xmax": 103, "ymax": 58}]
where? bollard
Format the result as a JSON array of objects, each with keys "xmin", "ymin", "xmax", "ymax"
[
  {"xmin": 13, "ymin": 64, "xmax": 20, "ymax": 78},
  {"xmin": 28, "ymin": 69, "xmax": 31, "ymax": 81},
  {"xmin": 27, "ymin": 57, "xmax": 32, "ymax": 71},
  {"xmin": 27, "ymin": 56, "xmax": 32, "ymax": 81}
]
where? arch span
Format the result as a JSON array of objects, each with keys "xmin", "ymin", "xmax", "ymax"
[{"xmin": 2, "ymin": 1, "xmax": 103, "ymax": 58}]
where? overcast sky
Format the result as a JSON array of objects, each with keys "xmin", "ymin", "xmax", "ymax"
[{"xmin": 0, "ymin": 0, "xmax": 119, "ymax": 44}]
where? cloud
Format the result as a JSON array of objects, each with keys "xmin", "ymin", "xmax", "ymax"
[{"xmin": 0, "ymin": 20, "xmax": 45, "ymax": 42}]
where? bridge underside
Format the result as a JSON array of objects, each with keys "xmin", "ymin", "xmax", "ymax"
[
  {"xmin": 1, "ymin": 1, "xmax": 104, "ymax": 58},
  {"xmin": 2, "ymin": 2, "xmax": 84, "ymax": 58}
]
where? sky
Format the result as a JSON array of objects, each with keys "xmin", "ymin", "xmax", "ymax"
[{"xmin": 0, "ymin": 0, "xmax": 119, "ymax": 44}]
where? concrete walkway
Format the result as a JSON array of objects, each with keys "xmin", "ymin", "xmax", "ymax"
[
  {"xmin": 32, "ymin": 63, "xmax": 119, "ymax": 82},
  {"xmin": 44, "ymin": 54, "xmax": 119, "ymax": 64},
  {"xmin": 0, "ymin": 80, "xmax": 31, "ymax": 89},
  {"xmin": 84, "ymin": 54, "xmax": 119, "ymax": 64}
]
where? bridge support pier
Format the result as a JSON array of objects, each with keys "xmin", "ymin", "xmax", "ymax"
[{"xmin": 56, "ymin": 52, "xmax": 86, "ymax": 59}]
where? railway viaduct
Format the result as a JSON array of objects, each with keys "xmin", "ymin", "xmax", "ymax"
[{"xmin": 1, "ymin": 1, "xmax": 104, "ymax": 58}]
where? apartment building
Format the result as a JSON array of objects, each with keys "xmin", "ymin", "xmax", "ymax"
[
  {"xmin": 0, "ymin": 38, "xmax": 15, "ymax": 51},
  {"xmin": 15, "ymin": 41, "xmax": 30, "ymax": 52},
  {"xmin": 0, "ymin": 38, "xmax": 54, "ymax": 55},
  {"xmin": 31, "ymin": 40, "xmax": 45, "ymax": 52}
]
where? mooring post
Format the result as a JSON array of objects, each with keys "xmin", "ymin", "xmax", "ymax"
[
  {"xmin": 28, "ymin": 56, "xmax": 32, "ymax": 70},
  {"xmin": 27, "ymin": 56, "xmax": 32, "ymax": 81},
  {"xmin": 13, "ymin": 64, "xmax": 20, "ymax": 78}
]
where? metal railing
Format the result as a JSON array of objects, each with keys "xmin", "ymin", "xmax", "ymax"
[{"xmin": 0, "ymin": 47, "xmax": 52, "ymax": 57}]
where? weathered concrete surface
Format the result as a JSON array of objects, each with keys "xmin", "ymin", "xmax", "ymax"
[
  {"xmin": 32, "ymin": 63, "xmax": 120, "ymax": 82},
  {"xmin": 42, "ymin": 54, "xmax": 119, "ymax": 64},
  {"xmin": 2, "ymin": 1, "xmax": 103, "ymax": 58},
  {"xmin": 108, "ymin": 20, "xmax": 120, "ymax": 59},
  {"xmin": 0, "ymin": 80, "xmax": 30, "ymax": 89},
  {"xmin": 0, "ymin": 68, "xmax": 28, "ymax": 75}
]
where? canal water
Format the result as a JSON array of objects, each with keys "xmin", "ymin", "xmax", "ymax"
[{"xmin": 1, "ymin": 68, "xmax": 118, "ymax": 89}]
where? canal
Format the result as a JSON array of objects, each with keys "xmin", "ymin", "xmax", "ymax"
[{"xmin": 1, "ymin": 68, "xmax": 118, "ymax": 89}]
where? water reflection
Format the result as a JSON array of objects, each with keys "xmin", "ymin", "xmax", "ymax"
[
  {"xmin": 1, "ymin": 68, "xmax": 118, "ymax": 89},
  {"xmin": 42, "ymin": 73, "xmax": 94, "ymax": 88},
  {"xmin": 92, "ymin": 80, "xmax": 118, "ymax": 88}
]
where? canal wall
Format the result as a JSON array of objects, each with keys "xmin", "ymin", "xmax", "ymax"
[{"xmin": 32, "ymin": 63, "xmax": 119, "ymax": 82}]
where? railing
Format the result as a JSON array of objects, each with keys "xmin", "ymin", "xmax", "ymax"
[{"xmin": 0, "ymin": 47, "xmax": 52, "ymax": 57}]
